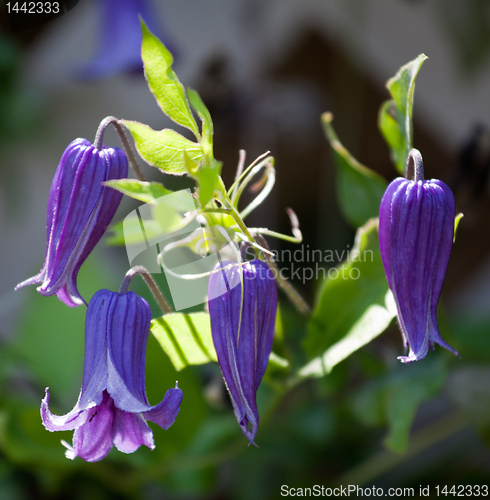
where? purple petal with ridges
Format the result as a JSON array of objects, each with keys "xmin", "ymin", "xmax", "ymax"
[
  {"xmin": 106, "ymin": 292, "xmax": 153, "ymax": 413},
  {"xmin": 208, "ymin": 259, "xmax": 277, "ymax": 443},
  {"xmin": 15, "ymin": 139, "xmax": 128, "ymax": 307},
  {"xmin": 379, "ymin": 177, "xmax": 407, "ymax": 291},
  {"xmin": 379, "ymin": 175, "xmax": 458, "ymax": 363}
]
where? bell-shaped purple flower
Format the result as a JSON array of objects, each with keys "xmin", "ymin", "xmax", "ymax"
[
  {"xmin": 379, "ymin": 149, "xmax": 459, "ymax": 363},
  {"xmin": 16, "ymin": 139, "xmax": 128, "ymax": 307},
  {"xmin": 41, "ymin": 289, "xmax": 183, "ymax": 462},
  {"xmin": 78, "ymin": 0, "xmax": 170, "ymax": 80},
  {"xmin": 208, "ymin": 259, "xmax": 277, "ymax": 444}
]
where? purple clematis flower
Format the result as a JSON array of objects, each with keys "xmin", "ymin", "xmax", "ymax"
[
  {"xmin": 208, "ymin": 259, "xmax": 277, "ymax": 444},
  {"xmin": 379, "ymin": 149, "xmax": 459, "ymax": 363},
  {"xmin": 41, "ymin": 289, "xmax": 183, "ymax": 462},
  {"xmin": 16, "ymin": 138, "xmax": 128, "ymax": 307},
  {"xmin": 79, "ymin": 0, "xmax": 169, "ymax": 80}
]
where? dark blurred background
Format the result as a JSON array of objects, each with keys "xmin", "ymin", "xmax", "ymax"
[{"xmin": 2, "ymin": 0, "xmax": 490, "ymax": 498}]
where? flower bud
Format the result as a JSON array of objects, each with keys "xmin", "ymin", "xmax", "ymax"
[
  {"xmin": 208, "ymin": 259, "xmax": 277, "ymax": 444},
  {"xmin": 16, "ymin": 139, "xmax": 128, "ymax": 306},
  {"xmin": 379, "ymin": 150, "xmax": 458, "ymax": 362}
]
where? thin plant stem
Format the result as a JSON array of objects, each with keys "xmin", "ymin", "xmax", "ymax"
[
  {"xmin": 228, "ymin": 152, "xmax": 271, "ymax": 201},
  {"xmin": 94, "ymin": 116, "xmax": 145, "ymax": 181},
  {"xmin": 406, "ymin": 148, "xmax": 424, "ymax": 182},
  {"xmin": 254, "ymin": 234, "xmax": 310, "ymax": 315},
  {"xmin": 119, "ymin": 266, "xmax": 172, "ymax": 314}
]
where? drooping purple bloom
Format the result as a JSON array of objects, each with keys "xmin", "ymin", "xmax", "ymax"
[
  {"xmin": 379, "ymin": 149, "xmax": 459, "ymax": 363},
  {"xmin": 16, "ymin": 139, "xmax": 128, "ymax": 307},
  {"xmin": 41, "ymin": 289, "xmax": 183, "ymax": 462},
  {"xmin": 208, "ymin": 259, "xmax": 277, "ymax": 444},
  {"xmin": 78, "ymin": 0, "xmax": 170, "ymax": 80}
]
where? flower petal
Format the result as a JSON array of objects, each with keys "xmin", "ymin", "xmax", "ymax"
[
  {"xmin": 113, "ymin": 409, "xmax": 154, "ymax": 454},
  {"xmin": 379, "ymin": 171, "xmax": 457, "ymax": 363},
  {"xmin": 41, "ymin": 388, "xmax": 90, "ymax": 432},
  {"xmin": 106, "ymin": 292, "xmax": 153, "ymax": 413},
  {"xmin": 208, "ymin": 259, "xmax": 277, "ymax": 443},
  {"xmin": 70, "ymin": 391, "xmax": 116, "ymax": 462},
  {"xmin": 15, "ymin": 139, "xmax": 128, "ymax": 307},
  {"xmin": 144, "ymin": 387, "xmax": 183, "ymax": 430}
]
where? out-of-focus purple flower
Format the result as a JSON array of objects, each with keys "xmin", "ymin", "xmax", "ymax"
[
  {"xmin": 208, "ymin": 259, "xmax": 277, "ymax": 444},
  {"xmin": 79, "ymin": 0, "xmax": 171, "ymax": 80},
  {"xmin": 16, "ymin": 139, "xmax": 128, "ymax": 307},
  {"xmin": 41, "ymin": 289, "xmax": 183, "ymax": 462},
  {"xmin": 379, "ymin": 149, "xmax": 459, "ymax": 363}
]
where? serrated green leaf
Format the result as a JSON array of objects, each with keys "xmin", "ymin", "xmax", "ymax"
[
  {"xmin": 379, "ymin": 54, "xmax": 427, "ymax": 174},
  {"xmin": 123, "ymin": 121, "xmax": 204, "ymax": 175},
  {"xmin": 140, "ymin": 20, "xmax": 199, "ymax": 137},
  {"xmin": 188, "ymin": 88, "xmax": 214, "ymax": 153},
  {"xmin": 103, "ymin": 179, "xmax": 172, "ymax": 205},
  {"xmin": 322, "ymin": 112, "xmax": 387, "ymax": 227},
  {"xmin": 303, "ymin": 219, "xmax": 393, "ymax": 368},
  {"xmin": 151, "ymin": 312, "xmax": 217, "ymax": 371}
]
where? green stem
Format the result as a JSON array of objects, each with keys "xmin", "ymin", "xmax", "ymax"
[
  {"xmin": 247, "ymin": 228, "xmax": 301, "ymax": 244},
  {"xmin": 119, "ymin": 266, "xmax": 172, "ymax": 314},
  {"xmin": 255, "ymin": 234, "xmax": 310, "ymax": 315}
]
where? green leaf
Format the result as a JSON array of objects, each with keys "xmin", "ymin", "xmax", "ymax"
[
  {"xmin": 123, "ymin": 121, "xmax": 204, "ymax": 175},
  {"xmin": 379, "ymin": 54, "xmax": 428, "ymax": 174},
  {"xmin": 196, "ymin": 159, "xmax": 222, "ymax": 207},
  {"xmin": 378, "ymin": 100, "xmax": 405, "ymax": 173},
  {"xmin": 352, "ymin": 357, "xmax": 448, "ymax": 453},
  {"xmin": 187, "ymin": 88, "xmax": 214, "ymax": 153},
  {"xmin": 103, "ymin": 179, "xmax": 172, "ymax": 205},
  {"xmin": 299, "ymin": 290, "xmax": 395, "ymax": 378},
  {"xmin": 140, "ymin": 20, "xmax": 199, "ymax": 138},
  {"xmin": 322, "ymin": 112, "xmax": 388, "ymax": 227},
  {"xmin": 151, "ymin": 312, "xmax": 288, "ymax": 374},
  {"xmin": 151, "ymin": 312, "xmax": 217, "ymax": 371},
  {"xmin": 303, "ymin": 218, "xmax": 393, "ymax": 366}
]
